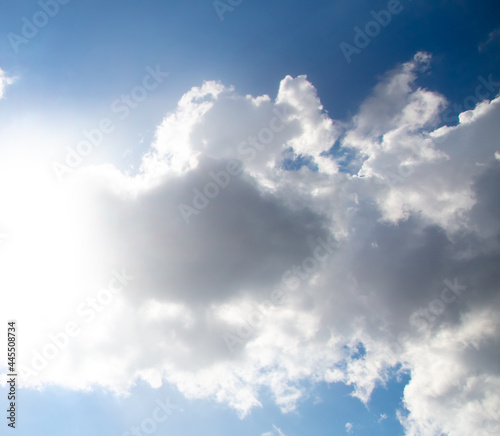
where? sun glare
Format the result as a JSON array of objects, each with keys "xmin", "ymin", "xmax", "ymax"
[{"xmin": 0, "ymin": 160, "xmax": 96, "ymax": 325}]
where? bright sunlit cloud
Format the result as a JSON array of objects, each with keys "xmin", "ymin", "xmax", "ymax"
[
  {"xmin": 1, "ymin": 52, "xmax": 499, "ymax": 436},
  {"xmin": 0, "ymin": 1, "xmax": 499, "ymax": 435}
]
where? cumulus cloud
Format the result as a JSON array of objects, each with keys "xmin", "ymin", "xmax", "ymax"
[{"xmin": 1, "ymin": 52, "xmax": 499, "ymax": 435}]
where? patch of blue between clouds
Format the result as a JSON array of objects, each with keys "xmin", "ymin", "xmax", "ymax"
[{"xmin": 0, "ymin": 374, "xmax": 409, "ymax": 436}]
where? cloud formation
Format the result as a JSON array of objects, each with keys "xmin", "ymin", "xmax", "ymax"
[
  {"xmin": 479, "ymin": 27, "xmax": 500, "ymax": 51},
  {"xmin": 1, "ymin": 53, "xmax": 499, "ymax": 435},
  {"xmin": 0, "ymin": 68, "xmax": 15, "ymax": 99}
]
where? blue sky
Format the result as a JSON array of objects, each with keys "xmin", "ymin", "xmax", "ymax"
[
  {"xmin": 1, "ymin": 0, "xmax": 499, "ymax": 435},
  {"xmin": 1, "ymin": 0, "xmax": 498, "ymax": 158},
  {"xmin": 0, "ymin": 378, "xmax": 409, "ymax": 435}
]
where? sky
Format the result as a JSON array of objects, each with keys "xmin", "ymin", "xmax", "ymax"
[{"xmin": 0, "ymin": 0, "xmax": 499, "ymax": 435}]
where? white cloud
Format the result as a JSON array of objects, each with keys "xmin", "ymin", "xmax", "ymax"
[
  {"xmin": 261, "ymin": 424, "xmax": 287, "ymax": 436},
  {"xmin": 0, "ymin": 68, "xmax": 15, "ymax": 99},
  {"xmin": 345, "ymin": 422, "xmax": 353, "ymax": 433},
  {"xmin": 479, "ymin": 27, "xmax": 500, "ymax": 51},
  {"xmin": 1, "ymin": 53, "xmax": 499, "ymax": 435},
  {"xmin": 272, "ymin": 425, "xmax": 286, "ymax": 436}
]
